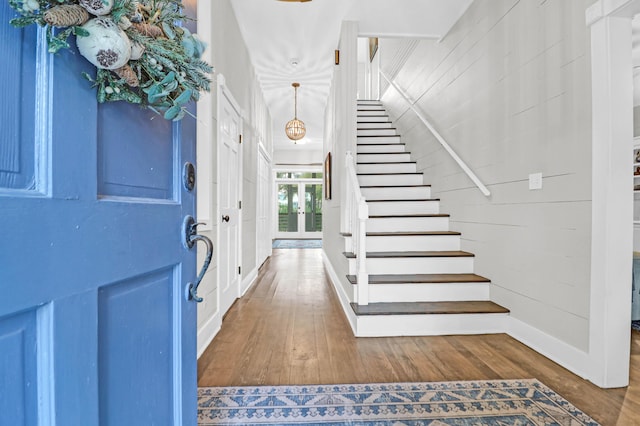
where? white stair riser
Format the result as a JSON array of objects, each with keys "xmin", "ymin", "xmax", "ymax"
[
  {"xmin": 354, "ymin": 314, "xmax": 508, "ymax": 337},
  {"xmin": 358, "ymin": 122, "xmax": 393, "ymax": 129},
  {"xmin": 362, "ymin": 186, "xmax": 431, "ymax": 200},
  {"xmin": 358, "ymin": 153, "xmax": 411, "ymax": 163},
  {"xmin": 368, "ymin": 234, "xmax": 460, "ymax": 252},
  {"xmin": 358, "ymin": 129, "xmax": 397, "ymax": 137},
  {"xmin": 358, "ymin": 110, "xmax": 387, "ymax": 116},
  {"xmin": 349, "ymin": 256, "xmax": 474, "ymax": 275},
  {"xmin": 357, "ymin": 136, "xmax": 401, "ymax": 144},
  {"xmin": 358, "ymin": 174, "xmax": 423, "ymax": 186},
  {"xmin": 358, "ymin": 116, "xmax": 390, "ymax": 123},
  {"xmin": 357, "ymin": 144, "xmax": 405, "ymax": 154},
  {"xmin": 344, "ymin": 234, "xmax": 459, "ymax": 252},
  {"xmin": 357, "ymin": 104, "xmax": 385, "ymax": 110},
  {"xmin": 367, "ymin": 282, "xmax": 490, "ymax": 303},
  {"xmin": 368, "ymin": 200, "xmax": 438, "ymax": 215},
  {"xmin": 367, "ymin": 216, "xmax": 449, "ymax": 232},
  {"xmin": 358, "ymin": 162, "xmax": 416, "ymax": 173},
  {"xmin": 358, "ymin": 100, "xmax": 382, "ymax": 105}
]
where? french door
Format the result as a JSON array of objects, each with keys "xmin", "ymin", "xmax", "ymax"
[{"xmin": 276, "ymin": 180, "xmax": 322, "ymax": 238}]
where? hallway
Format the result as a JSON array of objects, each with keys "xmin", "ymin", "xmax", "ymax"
[{"xmin": 197, "ymin": 249, "xmax": 640, "ymax": 425}]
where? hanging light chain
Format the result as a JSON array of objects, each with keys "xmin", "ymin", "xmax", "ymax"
[{"xmin": 286, "ymin": 82, "xmax": 306, "ymax": 142}]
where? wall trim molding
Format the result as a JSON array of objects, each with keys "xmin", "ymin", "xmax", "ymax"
[
  {"xmin": 507, "ymin": 317, "xmax": 590, "ymax": 381},
  {"xmin": 322, "ymin": 250, "xmax": 357, "ymax": 333},
  {"xmin": 241, "ymin": 265, "xmax": 259, "ymax": 296},
  {"xmin": 197, "ymin": 312, "xmax": 221, "ymax": 359},
  {"xmin": 586, "ymin": 0, "xmax": 638, "ymax": 388}
]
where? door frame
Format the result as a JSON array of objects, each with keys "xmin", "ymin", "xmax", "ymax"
[
  {"xmin": 216, "ymin": 73, "xmax": 243, "ymax": 316},
  {"xmin": 273, "ymin": 165, "xmax": 323, "ymax": 239}
]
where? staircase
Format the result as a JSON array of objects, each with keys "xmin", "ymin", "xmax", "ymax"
[{"xmin": 342, "ymin": 100, "xmax": 509, "ymax": 337}]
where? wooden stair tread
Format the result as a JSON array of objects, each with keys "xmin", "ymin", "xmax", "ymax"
[
  {"xmin": 356, "ymin": 135, "xmax": 398, "ymax": 138},
  {"xmin": 369, "ymin": 213, "xmax": 449, "ymax": 218},
  {"xmin": 350, "ymin": 301, "xmax": 509, "ymax": 316},
  {"xmin": 346, "ymin": 273, "xmax": 489, "ymax": 285},
  {"xmin": 357, "ymin": 151, "xmax": 411, "ymax": 155},
  {"xmin": 358, "ymin": 161, "xmax": 415, "ymax": 165},
  {"xmin": 356, "ymin": 151, "xmax": 411, "ymax": 155},
  {"xmin": 360, "ymin": 184, "xmax": 430, "ymax": 188},
  {"xmin": 343, "ymin": 250, "xmax": 474, "ymax": 259},
  {"xmin": 341, "ymin": 231, "xmax": 460, "ymax": 237},
  {"xmin": 370, "ymin": 231, "xmax": 459, "ymax": 236},
  {"xmin": 358, "ymin": 172, "xmax": 418, "ymax": 175},
  {"xmin": 357, "ymin": 144, "xmax": 405, "ymax": 147},
  {"xmin": 366, "ymin": 198, "xmax": 438, "ymax": 202}
]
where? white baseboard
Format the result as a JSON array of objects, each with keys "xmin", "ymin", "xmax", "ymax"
[
  {"xmin": 241, "ymin": 265, "xmax": 259, "ymax": 296},
  {"xmin": 197, "ymin": 312, "xmax": 221, "ymax": 359},
  {"xmin": 507, "ymin": 316, "xmax": 590, "ymax": 381},
  {"xmin": 322, "ymin": 249, "xmax": 357, "ymax": 333}
]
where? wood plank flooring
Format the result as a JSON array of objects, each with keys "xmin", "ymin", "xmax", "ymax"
[{"xmin": 198, "ymin": 249, "xmax": 640, "ymax": 425}]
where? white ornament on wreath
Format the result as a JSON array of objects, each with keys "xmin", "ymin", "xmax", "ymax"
[
  {"xmin": 76, "ymin": 17, "xmax": 132, "ymax": 70},
  {"xmin": 79, "ymin": 0, "xmax": 114, "ymax": 16}
]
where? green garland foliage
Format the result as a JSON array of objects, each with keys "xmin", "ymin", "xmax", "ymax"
[{"xmin": 9, "ymin": 0, "xmax": 213, "ymax": 121}]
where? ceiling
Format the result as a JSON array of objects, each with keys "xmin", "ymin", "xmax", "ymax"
[{"xmin": 229, "ymin": 0, "xmax": 473, "ymax": 151}]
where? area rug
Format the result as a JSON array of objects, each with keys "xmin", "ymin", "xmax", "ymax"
[
  {"xmin": 633, "ymin": 320, "xmax": 640, "ymax": 332},
  {"xmin": 272, "ymin": 239, "xmax": 322, "ymax": 249},
  {"xmin": 197, "ymin": 379, "xmax": 600, "ymax": 425}
]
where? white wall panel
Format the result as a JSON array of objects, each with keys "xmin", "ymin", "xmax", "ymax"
[
  {"xmin": 197, "ymin": 0, "xmax": 273, "ymax": 354},
  {"xmin": 380, "ymin": 0, "xmax": 594, "ymax": 351}
]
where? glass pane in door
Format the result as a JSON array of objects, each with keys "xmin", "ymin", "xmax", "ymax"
[
  {"xmin": 305, "ymin": 184, "xmax": 322, "ymax": 232},
  {"xmin": 278, "ymin": 184, "xmax": 298, "ymax": 232}
]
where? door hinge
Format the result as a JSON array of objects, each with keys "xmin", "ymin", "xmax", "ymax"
[
  {"xmin": 239, "ymin": 134, "xmax": 242, "ymax": 144},
  {"xmin": 238, "ymin": 200, "xmax": 242, "ymax": 209},
  {"xmin": 238, "ymin": 266, "xmax": 241, "ymax": 275}
]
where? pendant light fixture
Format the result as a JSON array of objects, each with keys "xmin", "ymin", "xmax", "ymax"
[{"xmin": 285, "ymin": 82, "xmax": 306, "ymax": 143}]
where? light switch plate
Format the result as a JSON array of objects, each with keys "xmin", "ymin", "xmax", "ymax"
[{"xmin": 529, "ymin": 172, "xmax": 542, "ymax": 190}]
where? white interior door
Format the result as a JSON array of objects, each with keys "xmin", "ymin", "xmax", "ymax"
[
  {"xmin": 218, "ymin": 75, "xmax": 242, "ymax": 317},
  {"xmin": 275, "ymin": 179, "xmax": 322, "ymax": 238}
]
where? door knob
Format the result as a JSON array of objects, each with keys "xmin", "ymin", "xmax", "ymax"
[
  {"xmin": 182, "ymin": 216, "xmax": 213, "ymax": 302},
  {"xmin": 222, "ymin": 215, "xmax": 230, "ymax": 222}
]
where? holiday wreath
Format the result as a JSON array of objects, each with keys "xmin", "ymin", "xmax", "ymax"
[{"xmin": 9, "ymin": 0, "xmax": 213, "ymax": 121}]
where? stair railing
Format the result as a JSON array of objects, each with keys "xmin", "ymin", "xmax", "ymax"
[
  {"xmin": 379, "ymin": 71, "xmax": 491, "ymax": 197},
  {"xmin": 345, "ymin": 151, "xmax": 369, "ymax": 305}
]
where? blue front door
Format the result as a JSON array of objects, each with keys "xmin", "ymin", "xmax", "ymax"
[{"xmin": 0, "ymin": 3, "xmax": 199, "ymax": 425}]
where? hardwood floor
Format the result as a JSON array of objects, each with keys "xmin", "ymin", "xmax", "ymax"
[{"xmin": 198, "ymin": 249, "xmax": 640, "ymax": 425}]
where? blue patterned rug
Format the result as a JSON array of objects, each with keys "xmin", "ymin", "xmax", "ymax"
[
  {"xmin": 272, "ymin": 239, "xmax": 322, "ymax": 249},
  {"xmin": 197, "ymin": 379, "xmax": 599, "ymax": 425}
]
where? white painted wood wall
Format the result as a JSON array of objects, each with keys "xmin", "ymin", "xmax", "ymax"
[
  {"xmin": 378, "ymin": 0, "xmax": 639, "ymax": 388},
  {"xmin": 195, "ymin": 0, "xmax": 274, "ymax": 357}
]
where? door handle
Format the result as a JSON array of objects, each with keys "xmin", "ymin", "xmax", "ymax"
[
  {"xmin": 182, "ymin": 216, "xmax": 213, "ymax": 302},
  {"xmin": 222, "ymin": 215, "xmax": 230, "ymax": 222}
]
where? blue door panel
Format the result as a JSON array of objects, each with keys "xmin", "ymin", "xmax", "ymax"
[
  {"xmin": 0, "ymin": 1, "xmax": 200, "ymax": 424},
  {"xmin": 98, "ymin": 103, "xmax": 175, "ymax": 200},
  {"xmin": 0, "ymin": 3, "xmax": 37, "ymax": 191},
  {"xmin": 50, "ymin": 293, "xmax": 99, "ymax": 425},
  {"xmin": 98, "ymin": 269, "xmax": 174, "ymax": 425},
  {"xmin": 0, "ymin": 200, "xmax": 184, "ymax": 316},
  {"xmin": 0, "ymin": 309, "xmax": 38, "ymax": 426}
]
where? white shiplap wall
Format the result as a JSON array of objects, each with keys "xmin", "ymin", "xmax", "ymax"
[
  {"xmin": 197, "ymin": 0, "xmax": 274, "ymax": 357},
  {"xmin": 380, "ymin": 0, "xmax": 593, "ymax": 351}
]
